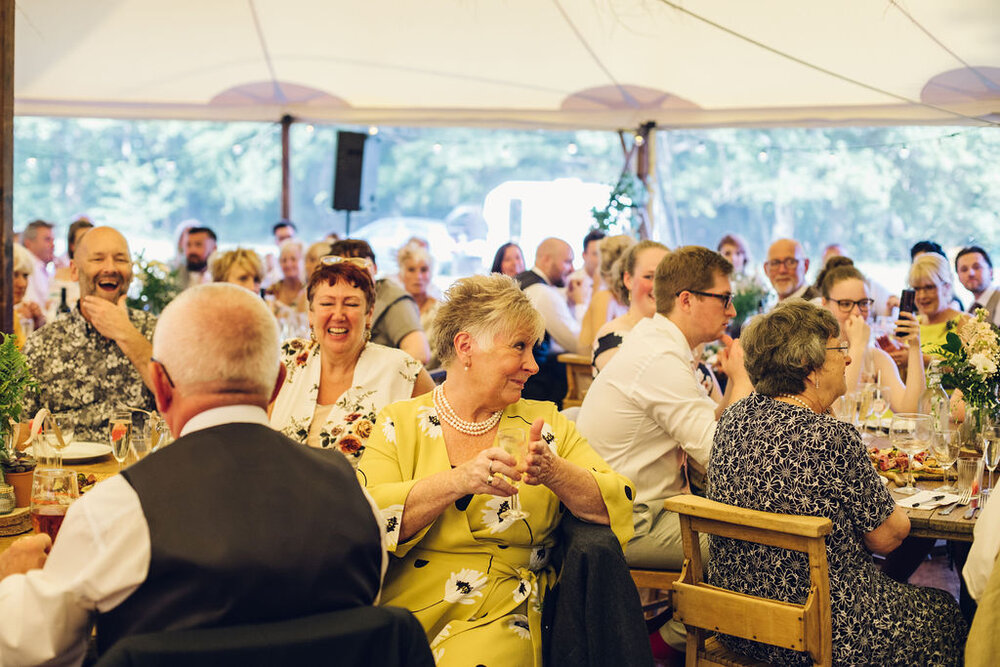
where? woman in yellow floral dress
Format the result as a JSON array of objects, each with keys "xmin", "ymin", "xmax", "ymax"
[{"xmin": 359, "ymin": 274, "xmax": 634, "ymax": 666}]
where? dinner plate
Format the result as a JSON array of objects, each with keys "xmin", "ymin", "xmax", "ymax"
[{"xmin": 26, "ymin": 441, "xmax": 113, "ymax": 462}]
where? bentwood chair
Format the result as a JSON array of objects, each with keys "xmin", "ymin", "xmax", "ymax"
[
  {"xmin": 94, "ymin": 605, "xmax": 434, "ymax": 667},
  {"xmin": 663, "ymin": 494, "xmax": 833, "ymax": 667}
]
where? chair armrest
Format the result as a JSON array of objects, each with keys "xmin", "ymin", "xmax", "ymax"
[{"xmin": 664, "ymin": 494, "xmax": 832, "ymax": 538}]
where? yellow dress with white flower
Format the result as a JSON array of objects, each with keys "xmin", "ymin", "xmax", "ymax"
[{"xmin": 358, "ymin": 394, "xmax": 634, "ymax": 666}]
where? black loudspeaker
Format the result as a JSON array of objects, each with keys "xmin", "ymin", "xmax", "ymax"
[{"xmin": 332, "ymin": 131, "xmax": 367, "ymax": 211}]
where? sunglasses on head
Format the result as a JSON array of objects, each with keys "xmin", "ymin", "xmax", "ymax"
[{"xmin": 320, "ymin": 255, "xmax": 374, "ymax": 272}]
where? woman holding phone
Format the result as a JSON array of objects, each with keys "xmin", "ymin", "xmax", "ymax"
[{"xmin": 820, "ymin": 263, "xmax": 923, "ymax": 412}]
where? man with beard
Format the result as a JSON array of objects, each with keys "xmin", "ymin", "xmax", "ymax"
[
  {"xmin": 23, "ymin": 226, "xmax": 157, "ymax": 440},
  {"xmin": 956, "ymin": 246, "xmax": 1000, "ymax": 327},
  {"xmin": 176, "ymin": 226, "xmax": 217, "ymax": 289},
  {"xmin": 763, "ymin": 237, "xmax": 818, "ymax": 306},
  {"xmin": 515, "ymin": 237, "xmax": 583, "ymax": 407}
]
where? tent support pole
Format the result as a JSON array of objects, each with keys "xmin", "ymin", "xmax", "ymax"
[
  {"xmin": 1, "ymin": 0, "xmax": 13, "ymax": 334},
  {"xmin": 280, "ymin": 114, "xmax": 292, "ymax": 221}
]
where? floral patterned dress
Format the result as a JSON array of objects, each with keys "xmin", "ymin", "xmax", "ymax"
[
  {"xmin": 358, "ymin": 395, "xmax": 634, "ymax": 666},
  {"xmin": 708, "ymin": 394, "xmax": 967, "ymax": 666},
  {"xmin": 269, "ymin": 339, "xmax": 423, "ymax": 467}
]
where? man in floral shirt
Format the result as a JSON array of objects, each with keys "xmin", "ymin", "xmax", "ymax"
[{"xmin": 22, "ymin": 226, "xmax": 157, "ymax": 441}]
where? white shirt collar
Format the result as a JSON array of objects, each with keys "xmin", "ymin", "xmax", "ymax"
[
  {"xmin": 786, "ymin": 283, "xmax": 810, "ymax": 300},
  {"xmin": 179, "ymin": 405, "xmax": 270, "ymax": 438}
]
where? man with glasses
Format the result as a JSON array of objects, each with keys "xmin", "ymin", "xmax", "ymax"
[
  {"xmin": 764, "ymin": 238, "xmax": 818, "ymax": 304},
  {"xmin": 576, "ymin": 246, "xmax": 753, "ymax": 653}
]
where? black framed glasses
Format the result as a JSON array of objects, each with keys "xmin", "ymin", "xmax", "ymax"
[
  {"xmin": 765, "ymin": 258, "xmax": 801, "ymax": 270},
  {"xmin": 826, "ymin": 344, "xmax": 850, "ymax": 357},
  {"xmin": 676, "ymin": 289, "xmax": 734, "ymax": 309},
  {"xmin": 832, "ymin": 298, "xmax": 874, "ymax": 313},
  {"xmin": 150, "ymin": 357, "xmax": 174, "ymax": 387}
]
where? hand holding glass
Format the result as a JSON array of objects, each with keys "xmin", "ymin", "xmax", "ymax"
[
  {"xmin": 497, "ymin": 428, "xmax": 529, "ymax": 521},
  {"xmin": 30, "ymin": 469, "xmax": 79, "ymax": 541}
]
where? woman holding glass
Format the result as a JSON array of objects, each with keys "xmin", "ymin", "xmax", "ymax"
[
  {"xmin": 708, "ymin": 299, "xmax": 966, "ymax": 665},
  {"xmin": 359, "ymin": 274, "xmax": 633, "ymax": 666},
  {"xmin": 820, "ymin": 262, "xmax": 923, "ymax": 413},
  {"xmin": 269, "ymin": 258, "xmax": 434, "ymax": 467}
]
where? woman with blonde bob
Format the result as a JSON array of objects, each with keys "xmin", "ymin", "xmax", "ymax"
[
  {"xmin": 210, "ymin": 248, "xmax": 265, "ymax": 293},
  {"xmin": 908, "ymin": 253, "xmax": 968, "ymax": 357},
  {"xmin": 359, "ymin": 274, "xmax": 633, "ymax": 666}
]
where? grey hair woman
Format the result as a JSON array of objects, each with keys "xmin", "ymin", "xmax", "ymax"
[
  {"xmin": 707, "ymin": 298, "xmax": 965, "ymax": 664},
  {"xmin": 359, "ymin": 273, "xmax": 634, "ymax": 664}
]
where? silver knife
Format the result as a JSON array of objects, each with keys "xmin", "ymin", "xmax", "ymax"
[
  {"xmin": 912, "ymin": 495, "xmax": 945, "ymax": 508},
  {"xmin": 964, "ymin": 502, "xmax": 979, "ymax": 520}
]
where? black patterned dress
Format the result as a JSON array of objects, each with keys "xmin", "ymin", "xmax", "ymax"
[{"xmin": 707, "ymin": 394, "xmax": 967, "ymax": 666}]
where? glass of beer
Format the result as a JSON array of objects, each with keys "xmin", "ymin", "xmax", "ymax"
[{"xmin": 30, "ymin": 469, "xmax": 79, "ymax": 542}]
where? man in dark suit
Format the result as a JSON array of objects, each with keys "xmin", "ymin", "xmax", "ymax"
[{"xmin": 0, "ymin": 283, "xmax": 385, "ymax": 664}]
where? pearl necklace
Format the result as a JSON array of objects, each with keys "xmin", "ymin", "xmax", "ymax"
[
  {"xmin": 776, "ymin": 394, "xmax": 816, "ymax": 413},
  {"xmin": 433, "ymin": 384, "xmax": 502, "ymax": 436}
]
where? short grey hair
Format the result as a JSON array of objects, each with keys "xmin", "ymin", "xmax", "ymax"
[
  {"xmin": 431, "ymin": 274, "xmax": 544, "ymax": 367},
  {"xmin": 397, "ymin": 242, "xmax": 433, "ymax": 271},
  {"xmin": 741, "ymin": 299, "xmax": 840, "ymax": 397},
  {"xmin": 153, "ymin": 283, "xmax": 279, "ymax": 396},
  {"xmin": 12, "ymin": 243, "xmax": 33, "ymax": 275}
]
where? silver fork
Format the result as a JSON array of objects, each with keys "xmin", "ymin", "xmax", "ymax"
[{"xmin": 939, "ymin": 488, "xmax": 972, "ymax": 516}]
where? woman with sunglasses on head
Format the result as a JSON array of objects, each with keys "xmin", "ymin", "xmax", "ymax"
[
  {"xmin": 820, "ymin": 261, "xmax": 923, "ymax": 413},
  {"xmin": 269, "ymin": 257, "xmax": 435, "ymax": 468}
]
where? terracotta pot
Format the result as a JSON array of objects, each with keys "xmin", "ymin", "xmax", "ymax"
[{"xmin": 4, "ymin": 470, "xmax": 34, "ymax": 508}]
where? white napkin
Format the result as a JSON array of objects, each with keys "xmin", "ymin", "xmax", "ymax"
[{"xmin": 896, "ymin": 489, "xmax": 960, "ymax": 509}]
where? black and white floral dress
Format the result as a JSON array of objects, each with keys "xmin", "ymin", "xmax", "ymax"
[{"xmin": 708, "ymin": 394, "xmax": 967, "ymax": 666}]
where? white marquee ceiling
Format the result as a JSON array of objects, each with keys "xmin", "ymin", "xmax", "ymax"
[{"xmin": 13, "ymin": 0, "xmax": 1000, "ymax": 129}]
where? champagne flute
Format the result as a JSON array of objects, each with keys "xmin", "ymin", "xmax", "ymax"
[
  {"xmin": 109, "ymin": 410, "xmax": 132, "ymax": 471},
  {"xmin": 497, "ymin": 428, "xmax": 529, "ymax": 521},
  {"xmin": 30, "ymin": 468, "xmax": 79, "ymax": 542},
  {"xmin": 890, "ymin": 413, "xmax": 931, "ymax": 495},
  {"xmin": 931, "ymin": 427, "xmax": 960, "ymax": 493},
  {"xmin": 42, "ymin": 413, "xmax": 74, "ymax": 468},
  {"xmin": 983, "ymin": 426, "xmax": 1000, "ymax": 493},
  {"xmin": 857, "ymin": 383, "xmax": 875, "ymax": 430}
]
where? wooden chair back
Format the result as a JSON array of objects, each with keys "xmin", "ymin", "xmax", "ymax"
[
  {"xmin": 557, "ymin": 353, "xmax": 593, "ymax": 409},
  {"xmin": 663, "ymin": 495, "xmax": 833, "ymax": 667}
]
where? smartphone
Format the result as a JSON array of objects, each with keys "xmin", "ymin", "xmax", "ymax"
[{"xmin": 896, "ymin": 289, "xmax": 916, "ymax": 337}]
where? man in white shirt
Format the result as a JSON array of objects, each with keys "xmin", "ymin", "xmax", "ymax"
[
  {"xmin": 515, "ymin": 237, "xmax": 584, "ymax": 407},
  {"xmin": 20, "ymin": 219, "xmax": 56, "ymax": 309},
  {"xmin": 956, "ymin": 246, "xmax": 1000, "ymax": 327},
  {"xmin": 576, "ymin": 245, "xmax": 752, "ymax": 651},
  {"xmin": 764, "ymin": 238, "xmax": 818, "ymax": 304},
  {"xmin": 568, "ymin": 229, "xmax": 605, "ymax": 315},
  {"xmin": 0, "ymin": 284, "xmax": 386, "ymax": 665}
]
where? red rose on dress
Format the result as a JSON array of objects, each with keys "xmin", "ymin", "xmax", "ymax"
[{"xmin": 339, "ymin": 434, "xmax": 363, "ymax": 454}]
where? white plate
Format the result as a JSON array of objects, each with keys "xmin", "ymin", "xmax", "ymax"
[{"xmin": 26, "ymin": 441, "xmax": 113, "ymax": 462}]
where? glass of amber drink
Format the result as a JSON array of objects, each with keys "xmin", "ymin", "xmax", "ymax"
[{"xmin": 30, "ymin": 469, "xmax": 79, "ymax": 542}]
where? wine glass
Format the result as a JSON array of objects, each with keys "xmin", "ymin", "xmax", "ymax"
[
  {"xmin": 497, "ymin": 428, "xmax": 529, "ymax": 521},
  {"xmin": 857, "ymin": 383, "xmax": 875, "ymax": 430},
  {"xmin": 870, "ymin": 385, "xmax": 890, "ymax": 425},
  {"xmin": 42, "ymin": 413, "xmax": 74, "ymax": 468},
  {"xmin": 30, "ymin": 468, "xmax": 79, "ymax": 542},
  {"xmin": 109, "ymin": 410, "xmax": 133, "ymax": 471},
  {"xmin": 145, "ymin": 413, "xmax": 172, "ymax": 454},
  {"xmin": 931, "ymin": 427, "xmax": 960, "ymax": 494},
  {"xmin": 890, "ymin": 413, "xmax": 931, "ymax": 495},
  {"xmin": 983, "ymin": 425, "xmax": 1000, "ymax": 493}
]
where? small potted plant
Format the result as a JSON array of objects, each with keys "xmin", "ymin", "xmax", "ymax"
[{"xmin": 0, "ymin": 333, "xmax": 38, "ymax": 507}]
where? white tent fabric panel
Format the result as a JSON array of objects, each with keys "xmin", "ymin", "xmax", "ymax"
[{"xmin": 12, "ymin": 0, "xmax": 1000, "ymax": 128}]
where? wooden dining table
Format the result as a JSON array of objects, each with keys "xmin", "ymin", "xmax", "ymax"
[
  {"xmin": 889, "ymin": 482, "xmax": 978, "ymax": 543},
  {"xmin": 0, "ymin": 453, "xmax": 126, "ymax": 553}
]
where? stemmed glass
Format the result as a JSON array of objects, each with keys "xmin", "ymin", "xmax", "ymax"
[
  {"xmin": 42, "ymin": 413, "xmax": 74, "ymax": 468},
  {"xmin": 857, "ymin": 383, "xmax": 875, "ymax": 430},
  {"xmin": 497, "ymin": 428, "xmax": 529, "ymax": 521},
  {"xmin": 109, "ymin": 410, "xmax": 133, "ymax": 471},
  {"xmin": 890, "ymin": 413, "xmax": 932, "ymax": 495},
  {"xmin": 30, "ymin": 468, "xmax": 79, "ymax": 542},
  {"xmin": 931, "ymin": 427, "xmax": 960, "ymax": 494},
  {"xmin": 870, "ymin": 385, "xmax": 890, "ymax": 427},
  {"xmin": 983, "ymin": 425, "xmax": 1000, "ymax": 494},
  {"xmin": 145, "ymin": 413, "xmax": 172, "ymax": 454}
]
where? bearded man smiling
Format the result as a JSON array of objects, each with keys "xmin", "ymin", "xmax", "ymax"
[{"xmin": 23, "ymin": 226, "xmax": 157, "ymax": 440}]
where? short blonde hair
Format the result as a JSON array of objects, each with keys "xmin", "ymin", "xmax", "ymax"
[
  {"xmin": 610, "ymin": 240, "xmax": 669, "ymax": 305},
  {"xmin": 210, "ymin": 248, "xmax": 264, "ymax": 284},
  {"xmin": 397, "ymin": 242, "xmax": 433, "ymax": 271},
  {"xmin": 12, "ymin": 243, "xmax": 33, "ymax": 275},
  {"xmin": 598, "ymin": 235, "xmax": 636, "ymax": 286},
  {"xmin": 909, "ymin": 253, "xmax": 955, "ymax": 302},
  {"xmin": 432, "ymin": 274, "xmax": 544, "ymax": 367}
]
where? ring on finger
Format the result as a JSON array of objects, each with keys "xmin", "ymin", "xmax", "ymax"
[{"xmin": 486, "ymin": 474, "xmax": 494, "ymax": 486}]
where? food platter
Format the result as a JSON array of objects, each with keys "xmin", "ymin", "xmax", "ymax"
[{"xmin": 868, "ymin": 446, "xmax": 944, "ymax": 484}]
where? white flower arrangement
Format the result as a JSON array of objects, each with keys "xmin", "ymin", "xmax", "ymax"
[{"xmin": 928, "ymin": 309, "xmax": 1000, "ymax": 413}]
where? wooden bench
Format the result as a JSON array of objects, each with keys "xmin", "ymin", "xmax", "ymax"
[{"xmin": 664, "ymin": 494, "xmax": 833, "ymax": 667}]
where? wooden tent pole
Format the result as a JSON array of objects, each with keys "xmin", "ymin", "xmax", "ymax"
[
  {"xmin": 280, "ymin": 114, "xmax": 292, "ymax": 221},
  {"xmin": 1, "ymin": 0, "xmax": 13, "ymax": 334}
]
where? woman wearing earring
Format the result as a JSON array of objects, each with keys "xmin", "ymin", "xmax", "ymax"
[
  {"xmin": 359, "ymin": 274, "xmax": 633, "ymax": 666},
  {"xmin": 269, "ymin": 257, "xmax": 435, "ymax": 467}
]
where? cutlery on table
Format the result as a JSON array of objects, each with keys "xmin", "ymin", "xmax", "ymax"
[
  {"xmin": 964, "ymin": 499, "xmax": 980, "ymax": 521},
  {"xmin": 911, "ymin": 495, "xmax": 945, "ymax": 508},
  {"xmin": 939, "ymin": 488, "xmax": 972, "ymax": 516}
]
